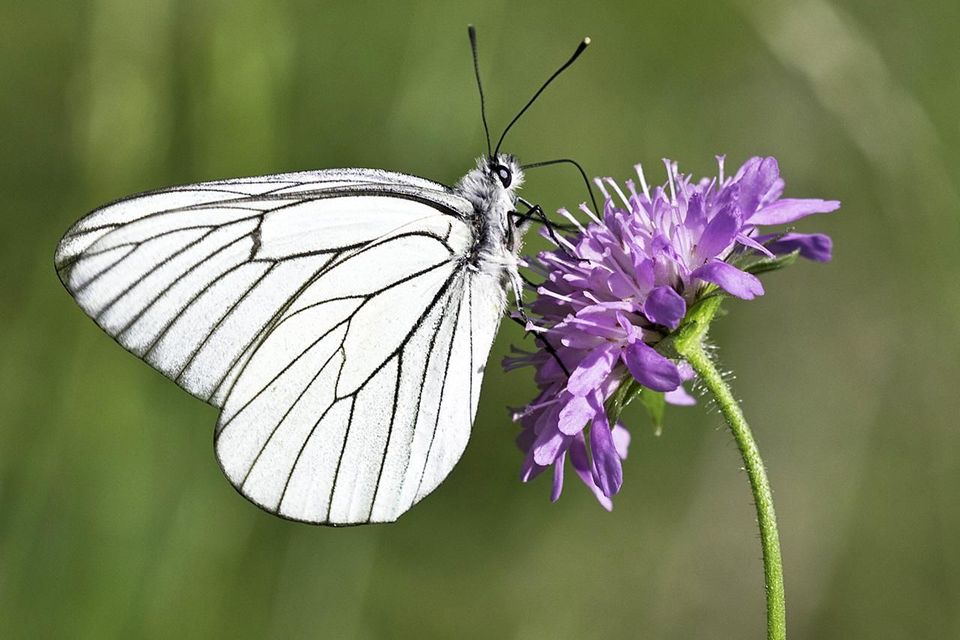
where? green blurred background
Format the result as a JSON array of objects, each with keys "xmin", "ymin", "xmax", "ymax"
[{"xmin": 2, "ymin": 0, "xmax": 958, "ymax": 637}]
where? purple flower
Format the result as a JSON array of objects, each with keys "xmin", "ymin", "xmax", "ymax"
[{"xmin": 506, "ymin": 156, "xmax": 839, "ymax": 508}]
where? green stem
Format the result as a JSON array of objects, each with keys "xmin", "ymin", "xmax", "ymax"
[{"xmin": 676, "ymin": 317, "xmax": 786, "ymax": 639}]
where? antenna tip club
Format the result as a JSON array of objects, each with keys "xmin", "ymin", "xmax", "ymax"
[{"xmin": 583, "ymin": 36, "xmax": 591, "ymax": 45}]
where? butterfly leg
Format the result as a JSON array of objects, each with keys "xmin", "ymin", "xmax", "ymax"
[
  {"xmin": 507, "ymin": 264, "xmax": 527, "ymax": 320},
  {"xmin": 515, "ymin": 197, "xmax": 580, "ymax": 231},
  {"xmin": 511, "ymin": 203, "xmax": 585, "ymax": 267},
  {"xmin": 505, "ymin": 242, "xmax": 571, "ymax": 379},
  {"xmin": 512, "ymin": 203, "xmax": 570, "ymax": 248},
  {"xmin": 507, "ymin": 314, "xmax": 571, "ymax": 378}
]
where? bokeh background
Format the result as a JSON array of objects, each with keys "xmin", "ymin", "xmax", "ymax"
[{"xmin": 2, "ymin": 0, "xmax": 958, "ymax": 638}]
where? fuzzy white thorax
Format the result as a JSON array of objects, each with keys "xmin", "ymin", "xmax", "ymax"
[{"xmin": 453, "ymin": 154, "xmax": 528, "ymax": 306}]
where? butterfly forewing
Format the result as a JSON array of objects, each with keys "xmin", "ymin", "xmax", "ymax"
[{"xmin": 55, "ymin": 169, "xmax": 505, "ymax": 524}]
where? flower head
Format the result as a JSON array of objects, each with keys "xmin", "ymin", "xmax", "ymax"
[{"xmin": 506, "ymin": 156, "xmax": 839, "ymax": 508}]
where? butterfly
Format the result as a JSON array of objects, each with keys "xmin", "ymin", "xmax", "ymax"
[{"xmin": 54, "ymin": 26, "xmax": 591, "ymax": 526}]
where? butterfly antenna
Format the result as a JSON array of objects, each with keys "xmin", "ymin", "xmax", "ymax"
[
  {"xmin": 521, "ymin": 157, "xmax": 600, "ymax": 215},
  {"xmin": 467, "ymin": 25, "xmax": 493, "ymax": 159},
  {"xmin": 494, "ymin": 36, "xmax": 591, "ymax": 157}
]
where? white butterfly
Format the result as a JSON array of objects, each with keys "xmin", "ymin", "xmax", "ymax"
[{"xmin": 54, "ymin": 27, "xmax": 590, "ymax": 525}]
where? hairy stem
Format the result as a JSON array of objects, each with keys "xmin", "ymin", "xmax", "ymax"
[{"xmin": 673, "ymin": 300, "xmax": 786, "ymax": 639}]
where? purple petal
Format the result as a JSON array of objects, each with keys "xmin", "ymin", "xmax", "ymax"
[
  {"xmin": 684, "ymin": 193, "xmax": 707, "ymax": 235},
  {"xmin": 520, "ymin": 449, "xmax": 548, "ymax": 482},
  {"xmin": 611, "ymin": 424, "xmax": 631, "ymax": 458},
  {"xmin": 691, "ymin": 260, "xmax": 764, "ymax": 299},
  {"xmin": 550, "ymin": 452, "xmax": 565, "ymax": 502},
  {"xmin": 652, "ymin": 247, "xmax": 681, "ymax": 285},
  {"xmin": 532, "ymin": 425, "xmax": 570, "ymax": 466},
  {"xmin": 764, "ymin": 232, "xmax": 833, "ymax": 262},
  {"xmin": 643, "ymin": 286, "xmax": 686, "ymax": 330},
  {"xmin": 736, "ymin": 233, "xmax": 775, "ymax": 258},
  {"xmin": 631, "ymin": 256, "xmax": 656, "ymax": 292},
  {"xmin": 589, "ymin": 409, "xmax": 622, "ymax": 498},
  {"xmin": 534, "ymin": 358, "xmax": 568, "ymax": 386},
  {"xmin": 622, "ymin": 341, "xmax": 682, "ymax": 391},
  {"xmin": 566, "ymin": 345, "xmax": 617, "ymax": 397},
  {"xmin": 531, "ymin": 399, "xmax": 561, "ymax": 435},
  {"xmin": 736, "ymin": 156, "xmax": 781, "ymax": 214},
  {"xmin": 695, "ymin": 202, "xmax": 741, "ymax": 261},
  {"xmin": 607, "ymin": 270, "xmax": 640, "ymax": 298},
  {"xmin": 749, "ymin": 198, "xmax": 840, "ymax": 225},
  {"xmin": 557, "ymin": 394, "xmax": 596, "ymax": 435},
  {"xmin": 556, "ymin": 331, "xmax": 606, "ymax": 350},
  {"xmin": 569, "ymin": 434, "xmax": 614, "ymax": 511},
  {"xmin": 731, "ymin": 156, "xmax": 761, "ymax": 182},
  {"xmin": 665, "ymin": 386, "xmax": 697, "ymax": 406}
]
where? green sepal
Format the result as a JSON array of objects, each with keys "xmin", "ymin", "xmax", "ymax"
[
  {"xmin": 603, "ymin": 376, "xmax": 667, "ymax": 435},
  {"xmin": 604, "ymin": 377, "xmax": 639, "ymax": 426},
  {"xmin": 637, "ymin": 388, "xmax": 666, "ymax": 436},
  {"xmin": 739, "ymin": 249, "xmax": 799, "ymax": 276}
]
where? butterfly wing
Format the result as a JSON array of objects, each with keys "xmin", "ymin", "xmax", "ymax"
[{"xmin": 56, "ymin": 168, "xmax": 505, "ymax": 524}]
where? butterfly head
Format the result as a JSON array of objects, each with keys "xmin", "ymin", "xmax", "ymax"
[
  {"xmin": 455, "ymin": 154, "xmax": 525, "ymax": 214},
  {"xmin": 485, "ymin": 153, "xmax": 524, "ymax": 193}
]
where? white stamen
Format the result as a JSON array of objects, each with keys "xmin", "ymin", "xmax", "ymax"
[
  {"xmin": 593, "ymin": 177, "xmax": 610, "ymax": 201},
  {"xmin": 524, "ymin": 321, "xmax": 548, "ymax": 333},
  {"xmin": 583, "ymin": 290, "xmax": 601, "ymax": 304},
  {"xmin": 539, "ymin": 227, "xmax": 560, "ymax": 247},
  {"xmin": 625, "ymin": 179, "xmax": 653, "ymax": 227},
  {"xmin": 606, "ymin": 178, "xmax": 631, "ymax": 210},
  {"xmin": 552, "ymin": 228, "xmax": 579, "ymax": 253},
  {"xmin": 539, "ymin": 287, "xmax": 585, "ymax": 307},
  {"xmin": 557, "ymin": 207, "xmax": 586, "ymax": 232},
  {"xmin": 634, "ymin": 163, "xmax": 651, "ymax": 200},
  {"xmin": 674, "ymin": 162, "xmax": 689, "ymax": 199},
  {"xmin": 705, "ymin": 177, "xmax": 716, "ymax": 198},
  {"xmin": 579, "ymin": 202, "xmax": 602, "ymax": 225},
  {"xmin": 716, "ymin": 154, "xmax": 726, "ymax": 184},
  {"xmin": 663, "ymin": 158, "xmax": 677, "ymax": 204}
]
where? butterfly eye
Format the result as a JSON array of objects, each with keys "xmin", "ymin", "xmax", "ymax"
[{"xmin": 493, "ymin": 165, "xmax": 512, "ymax": 188}]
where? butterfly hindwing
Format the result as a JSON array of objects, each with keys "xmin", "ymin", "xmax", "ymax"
[{"xmin": 217, "ymin": 264, "xmax": 476, "ymax": 523}]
